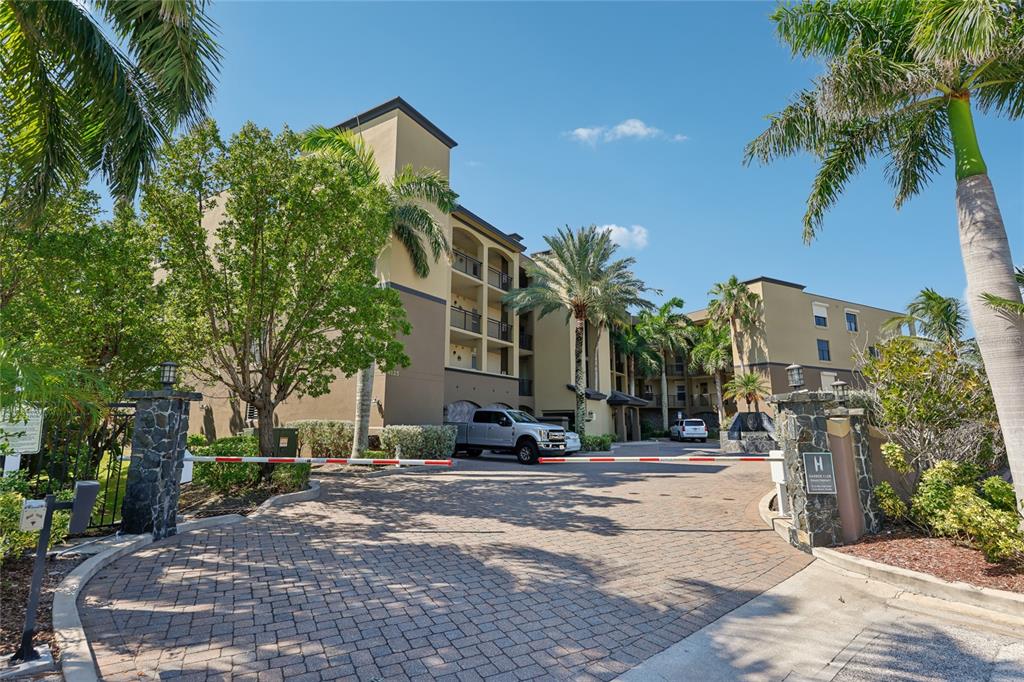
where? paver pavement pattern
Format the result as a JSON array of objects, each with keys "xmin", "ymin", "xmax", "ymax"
[{"xmin": 80, "ymin": 445, "xmax": 811, "ymax": 680}]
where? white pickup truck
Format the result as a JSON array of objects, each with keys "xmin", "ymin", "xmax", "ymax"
[{"xmin": 452, "ymin": 408, "xmax": 567, "ymax": 464}]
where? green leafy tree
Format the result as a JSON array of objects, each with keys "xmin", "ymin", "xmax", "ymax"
[
  {"xmin": 0, "ymin": 0, "xmax": 220, "ymax": 215},
  {"xmin": 688, "ymin": 321, "xmax": 733, "ymax": 427},
  {"xmin": 146, "ymin": 121, "xmax": 410, "ymax": 458},
  {"xmin": 611, "ymin": 325, "xmax": 660, "ymax": 397},
  {"xmin": 746, "ymin": 0, "xmax": 1024, "ymax": 512},
  {"xmin": 884, "ymin": 288, "xmax": 967, "ymax": 354},
  {"xmin": 707, "ymin": 276, "xmax": 761, "ymax": 373},
  {"xmin": 300, "ymin": 126, "xmax": 458, "ymax": 456},
  {"xmin": 637, "ymin": 298, "xmax": 692, "ymax": 430},
  {"xmin": 724, "ymin": 372, "xmax": 770, "ymax": 414},
  {"xmin": 505, "ymin": 226, "xmax": 651, "ymax": 436}
]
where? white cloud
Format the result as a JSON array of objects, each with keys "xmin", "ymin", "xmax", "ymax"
[
  {"xmin": 599, "ymin": 224, "xmax": 649, "ymax": 250},
  {"xmin": 565, "ymin": 119, "xmax": 687, "ymax": 145}
]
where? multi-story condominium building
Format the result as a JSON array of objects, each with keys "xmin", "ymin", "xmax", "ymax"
[
  {"xmin": 632, "ymin": 276, "xmax": 907, "ymax": 427},
  {"xmin": 196, "ymin": 98, "xmax": 630, "ymax": 442}
]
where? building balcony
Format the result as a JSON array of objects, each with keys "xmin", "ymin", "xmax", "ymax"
[
  {"xmin": 519, "ymin": 332, "xmax": 533, "ymax": 350},
  {"xmin": 488, "ymin": 266, "xmax": 513, "ymax": 291},
  {"xmin": 642, "ymin": 395, "xmax": 688, "ymax": 409},
  {"xmin": 453, "ymin": 250, "xmax": 483, "ymax": 280},
  {"xmin": 519, "ymin": 378, "xmax": 533, "ymax": 396},
  {"xmin": 487, "ymin": 318, "xmax": 512, "ymax": 342},
  {"xmin": 451, "ymin": 306, "xmax": 482, "ymax": 335}
]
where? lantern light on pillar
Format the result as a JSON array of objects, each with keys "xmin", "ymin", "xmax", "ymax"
[
  {"xmin": 159, "ymin": 361, "xmax": 178, "ymax": 389},
  {"xmin": 831, "ymin": 379, "xmax": 850, "ymax": 403},
  {"xmin": 786, "ymin": 363, "xmax": 804, "ymax": 389}
]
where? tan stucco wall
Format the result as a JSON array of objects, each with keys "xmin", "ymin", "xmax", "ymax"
[
  {"xmin": 381, "ymin": 288, "xmax": 447, "ymax": 425},
  {"xmin": 444, "ymin": 367, "xmax": 517, "ymax": 410}
]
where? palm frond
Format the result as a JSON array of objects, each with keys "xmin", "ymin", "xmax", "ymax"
[
  {"xmin": 299, "ymin": 125, "xmax": 380, "ymax": 185},
  {"xmin": 911, "ymin": 0, "xmax": 1006, "ymax": 65},
  {"xmin": 772, "ymin": 0, "xmax": 917, "ymax": 60},
  {"xmin": 744, "ymin": 90, "xmax": 829, "ymax": 164},
  {"xmin": 391, "ymin": 218, "xmax": 430, "ymax": 278},
  {"xmin": 972, "ymin": 58, "xmax": 1024, "ymax": 118},
  {"xmin": 392, "ymin": 202, "xmax": 449, "ymax": 263},
  {"xmin": 884, "ymin": 102, "xmax": 950, "ymax": 208},
  {"xmin": 392, "ymin": 165, "xmax": 459, "ymax": 213}
]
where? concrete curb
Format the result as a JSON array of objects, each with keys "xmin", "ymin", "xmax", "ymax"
[
  {"xmin": 812, "ymin": 545, "xmax": 1024, "ymax": 619},
  {"xmin": 757, "ymin": 488, "xmax": 1024, "ymax": 620},
  {"xmin": 52, "ymin": 480, "xmax": 320, "ymax": 681}
]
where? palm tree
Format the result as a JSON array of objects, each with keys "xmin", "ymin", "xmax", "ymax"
[
  {"xmin": 983, "ymin": 267, "xmax": 1024, "ymax": 318},
  {"xmin": 724, "ymin": 372, "xmax": 770, "ymax": 415},
  {"xmin": 707, "ymin": 276, "xmax": 761, "ymax": 373},
  {"xmin": 505, "ymin": 226, "xmax": 652, "ymax": 437},
  {"xmin": 884, "ymin": 288, "xmax": 967, "ymax": 354},
  {"xmin": 688, "ymin": 321, "xmax": 733, "ymax": 427},
  {"xmin": 612, "ymin": 325, "xmax": 659, "ymax": 396},
  {"xmin": 2, "ymin": 0, "xmax": 221, "ymax": 215},
  {"xmin": 636, "ymin": 298, "xmax": 692, "ymax": 430},
  {"xmin": 301, "ymin": 127, "xmax": 458, "ymax": 455},
  {"xmin": 745, "ymin": 1, "xmax": 1024, "ymax": 512}
]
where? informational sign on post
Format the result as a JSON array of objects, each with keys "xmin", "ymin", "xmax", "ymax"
[
  {"xmin": 1, "ymin": 407, "xmax": 44, "ymax": 454},
  {"xmin": 802, "ymin": 451, "xmax": 837, "ymax": 495}
]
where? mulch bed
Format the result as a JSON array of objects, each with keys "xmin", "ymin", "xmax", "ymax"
[
  {"xmin": 837, "ymin": 529, "xmax": 1024, "ymax": 594},
  {"xmin": 0, "ymin": 553, "xmax": 85, "ymax": 661}
]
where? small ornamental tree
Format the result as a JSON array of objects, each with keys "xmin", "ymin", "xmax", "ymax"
[{"xmin": 147, "ymin": 121, "xmax": 410, "ymax": 457}]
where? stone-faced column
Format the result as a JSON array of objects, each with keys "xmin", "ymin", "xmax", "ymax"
[
  {"xmin": 847, "ymin": 409, "xmax": 880, "ymax": 534},
  {"xmin": 769, "ymin": 391, "xmax": 842, "ymax": 550},
  {"xmin": 121, "ymin": 389, "xmax": 202, "ymax": 539}
]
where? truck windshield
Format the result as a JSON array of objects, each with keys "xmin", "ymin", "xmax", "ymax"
[{"xmin": 507, "ymin": 410, "xmax": 539, "ymax": 424}]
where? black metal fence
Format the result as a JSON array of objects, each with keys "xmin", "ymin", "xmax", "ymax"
[{"xmin": 21, "ymin": 402, "xmax": 135, "ymax": 530}]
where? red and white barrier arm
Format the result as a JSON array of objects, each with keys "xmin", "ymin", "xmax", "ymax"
[
  {"xmin": 538, "ymin": 455, "xmax": 783, "ymax": 464},
  {"xmin": 182, "ymin": 455, "xmax": 453, "ymax": 466}
]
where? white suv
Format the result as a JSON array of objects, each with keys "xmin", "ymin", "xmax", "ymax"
[{"xmin": 670, "ymin": 418, "xmax": 708, "ymax": 443}]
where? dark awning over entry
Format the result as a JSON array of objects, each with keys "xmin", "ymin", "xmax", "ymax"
[
  {"xmin": 606, "ymin": 390, "xmax": 649, "ymax": 407},
  {"xmin": 565, "ymin": 384, "xmax": 608, "ymax": 401}
]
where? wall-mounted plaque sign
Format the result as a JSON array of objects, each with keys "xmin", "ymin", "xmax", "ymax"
[{"xmin": 802, "ymin": 451, "xmax": 837, "ymax": 495}]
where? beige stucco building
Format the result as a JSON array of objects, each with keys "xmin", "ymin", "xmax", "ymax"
[{"xmin": 195, "ymin": 98, "xmax": 626, "ymax": 442}]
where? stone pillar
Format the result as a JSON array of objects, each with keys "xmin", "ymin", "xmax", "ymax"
[
  {"xmin": 769, "ymin": 391, "xmax": 842, "ymax": 550},
  {"xmin": 121, "ymin": 389, "xmax": 202, "ymax": 539},
  {"xmin": 846, "ymin": 409, "xmax": 880, "ymax": 534}
]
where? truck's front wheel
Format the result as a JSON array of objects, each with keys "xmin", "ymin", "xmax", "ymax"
[{"xmin": 515, "ymin": 439, "xmax": 538, "ymax": 465}]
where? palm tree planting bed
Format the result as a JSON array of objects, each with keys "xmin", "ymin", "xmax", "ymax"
[{"xmin": 837, "ymin": 530, "xmax": 1023, "ymax": 594}]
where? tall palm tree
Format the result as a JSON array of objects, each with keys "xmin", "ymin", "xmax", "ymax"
[
  {"xmin": 301, "ymin": 127, "xmax": 458, "ymax": 455},
  {"xmin": 612, "ymin": 325, "xmax": 659, "ymax": 396},
  {"xmin": 707, "ymin": 276, "xmax": 761, "ymax": 373},
  {"xmin": 688, "ymin": 321, "xmax": 733, "ymax": 427},
  {"xmin": 884, "ymin": 288, "xmax": 967, "ymax": 354},
  {"xmin": 745, "ymin": 1, "xmax": 1024, "ymax": 512},
  {"xmin": 1, "ymin": 0, "xmax": 221, "ymax": 214},
  {"xmin": 505, "ymin": 226, "xmax": 651, "ymax": 437},
  {"xmin": 724, "ymin": 372, "xmax": 770, "ymax": 415},
  {"xmin": 636, "ymin": 298, "xmax": 692, "ymax": 430}
]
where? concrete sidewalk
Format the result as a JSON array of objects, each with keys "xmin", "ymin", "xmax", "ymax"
[{"xmin": 617, "ymin": 560, "xmax": 1024, "ymax": 681}]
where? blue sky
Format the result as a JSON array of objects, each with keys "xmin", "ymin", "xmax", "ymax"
[{"xmin": 146, "ymin": 1, "xmax": 1024, "ymax": 317}]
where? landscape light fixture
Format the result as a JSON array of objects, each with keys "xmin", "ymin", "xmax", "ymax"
[
  {"xmin": 159, "ymin": 361, "xmax": 178, "ymax": 390},
  {"xmin": 831, "ymin": 379, "xmax": 850, "ymax": 403},
  {"xmin": 786, "ymin": 364, "xmax": 804, "ymax": 389}
]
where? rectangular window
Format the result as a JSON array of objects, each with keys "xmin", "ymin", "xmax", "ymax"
[
  {"xmin": 846, "ymin": 312, "xmax": 858, "ymax": 332},
  {"xmin": 820, "ymin": 371, "xmax": 837, "ymax": 392},
  {"xmin": 675, "ymin": 384, "xmax": 686, "ymax": 401},
  {"xmin": 812, "ymin": 302, "xmax": 829, "ymax": 328},
  {"xmin": 817, "ymin": 339, "xmax": 831, "ymax": 362}
]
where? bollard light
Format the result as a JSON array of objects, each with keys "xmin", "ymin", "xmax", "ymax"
[
  {"xmin": 786, "ymin": 363, "xmax": 804, "ymax": 389},
  {"xmin": 831, "ymin": 379, "xmax": 850, "ymax": 403},
  {"xmin": 159, "ymin": 361, "xmax": 178, "ymax": 389}
]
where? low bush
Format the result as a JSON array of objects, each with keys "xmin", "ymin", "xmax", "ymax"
[
  {"xmin": 911, "ymin": 460, "xmax": 982, "ymax": 527},
  {"xmin": 187, "ymin": 433, "xmax": 209, "ymax": 449},
  {"xmin": 0, "ymin": 470, "xmax": 30, "ymax": 495},
  {"xmin": 192, "ymin": 435, "xmax": 263, "ymax": 493},
  {"xmin": 874, "ymin": 481, "xmax": 908, "ymax": 521},
  {"xmin": 980, "ymin": 476, "xmax": 1018, "ymax": 513},
  {"xmin": 289, "ymin": 420, "xmax": 354, "ymax": 456},
  {"xmin": 1, "ymin": 490, "xmax": 71, "ymax": 563},
  {"xmin": 380, "ymin": 425, "xmax": 456, "ymax": 459},
  {"xmin": 933, "ymin": 487, "xmax": 1024, "ymax": 563},
  {"xmin": 581, "ymin": 434, "xmax": 614, "ymax": 452}
]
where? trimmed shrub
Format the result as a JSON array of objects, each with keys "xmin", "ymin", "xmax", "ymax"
[
  {"xmin": 192, "ymin": 435, "xmax": 262, "ymax": 493},
  {"xmin": 1, "ymin": 490, "xmax": 71, "ymax": 563},
  {"xmin": 289, "ymin": 420, "xmax": 354, "ymax": 456},
  {"xmin": 934, "ymin": 486, "xmax": 1024, "ymax": 563},
  {"xmin": 910, "ymin": 460, "xmax": 982, "ymax": 527},
  {"xmin": 874, "ymin": 482, "xmax": 908, "ymax": 521},
  {"xmin": 581, "ymin": 434, "xmax": 614, "ymax": 452},
  {"xmin": 0, "ymin": 470, "xmax": 30, "ymax": 495},
  {"xmin": 980, "ymin": 476, "xmax": 1019, "ymax": 513},
  {"xmin": 380, "ymin": 425, "xmax": 456, "ymax": 459},
  {"xmin": 187, "ymin": 433, "xmax": 209, "ymax": 449}
]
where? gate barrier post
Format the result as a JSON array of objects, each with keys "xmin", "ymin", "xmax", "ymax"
[
  {"xmin": 768, "ymin": 390, "xmax": 842, "ymax": 551},
  {"xmin": 121, "ymin": 388, "xmax": 202, "ymax": 539}
]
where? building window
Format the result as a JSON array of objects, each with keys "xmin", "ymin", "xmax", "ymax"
[
  {"xmin": 812, "ymin": 302, "xmax": 828, "ymax": 328},
  {"xmin": 817, "ymin": 339, "xmax": 831, "ymax": 362},
  {"xmin": 846, "ymin": 312, "xmax": 858, "ymax": 332},
  {"xmin": 676, "ymin": 384, "xmax": 686, "ymax": 401}
]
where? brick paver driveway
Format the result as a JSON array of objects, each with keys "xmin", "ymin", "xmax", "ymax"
[{"xmin": 81, "ymin": 444, "xmax": 811, "ymax": 681}]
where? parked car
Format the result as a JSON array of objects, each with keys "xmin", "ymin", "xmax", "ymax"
[
  {"xmin": 670, "ymin": 418, "xmax": 708, "ymax": 443},
  {"xmin": 452, "ymin": 408, "xmax": 567, "ymax": 464},
  {"xmin": 564, "ymin": 431, "xmax": 581, "ymax": 454}
]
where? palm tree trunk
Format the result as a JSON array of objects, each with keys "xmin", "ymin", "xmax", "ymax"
[
  {"xmin": 714, "ymin": 370, "xmax": 725, "ymax": 428},
  {"xmin": 351, "ymin": 364, "xmax": 374, "ymax": 456},
  {"xmin": 627, "ymin": 355, "xmax": 635, "ymax": 396},
  {"xmin": 660, "ymin": 355, "xmax": 669, "ymax": 431},
  {"xmin": 731, "ymin": 318, "xmax": 745, "ymax": 373},
  {"xmin": 956, "ymin": 174, "xmax": 1024, "ymax": 514},
  {"xmin": 574, "ymin": 315, "xmax": 587, "ymax": 437}
]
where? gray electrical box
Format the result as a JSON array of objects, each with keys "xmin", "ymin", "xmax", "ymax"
[{"xmin": 69, "ymin": 480, "xmax": 100, "ymax": 534}]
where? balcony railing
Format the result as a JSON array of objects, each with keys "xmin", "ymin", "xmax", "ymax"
[
  {"xmin": 487, "ymin": 318, "xmax": 512, "ymax": 342},
  {"xmin": 642, "ymin": 395, "xmax": 687, "ymax": 408},
  {"xmin": 519, "ymin": 332, "xmax": 533, "ymax": 350},
  {"xmin": 488, "ymin": 267, "xmax": 513, "ymax": 291},
  {"xmin": 453, "ymin": 250, "xmax": 483, "ymax": 280},
  {"xmin": 451, "ymin": 306, "xmax": 481, "ymax": 334},
  {"xmin": 519, "ymin": 379, "xmax": 533, "ymax": 396}
]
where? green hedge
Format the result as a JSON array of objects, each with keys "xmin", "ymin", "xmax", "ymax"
[
  {"xmin": 380, "ymin": 425, "xmax": 456, "ymax": 459},
  {"xmin": 192, "ymin": 435, "xmax": 309, "ymax": 494},
  {"xmin": 289, "ymin": 420, "xmax": 354, "ymax": 456},
  {"xmin": 581, "ymin": 434, "xmax": 614, "ymax": 452},
  {"xmin": 1, "ymin": 490, "xmax": 71, "ymax": 563}
]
